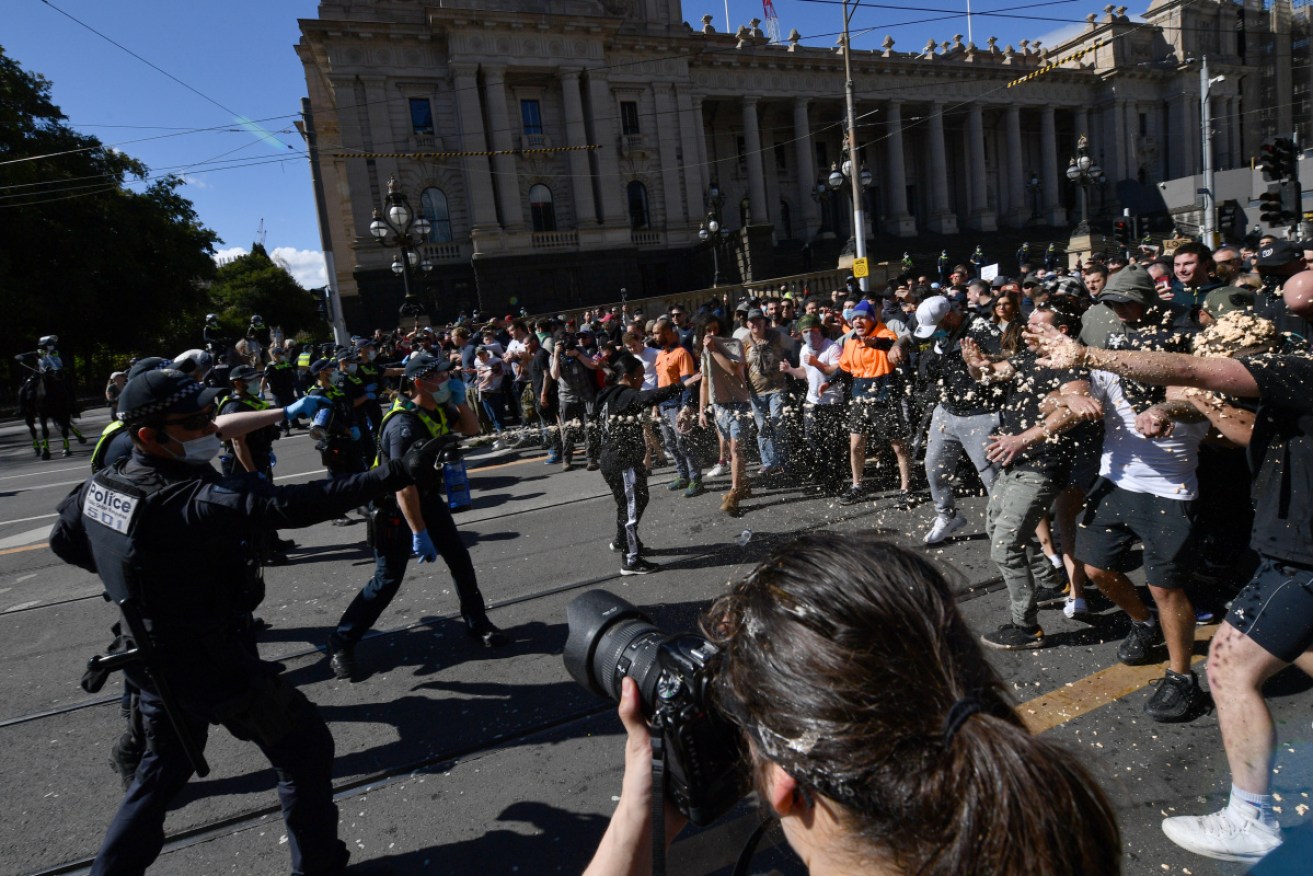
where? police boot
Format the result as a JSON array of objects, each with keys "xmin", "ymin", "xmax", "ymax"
[
  {"xmin": 109, "ymin": 731, "xmax": 144, "ymax": 790},
  {"xmin": 464, "ymin": 616, "xmax": 507, "ymax": 648},
  {"xmin": 327, "ymin": 637, "xmax": 357, "ymax": 681}
]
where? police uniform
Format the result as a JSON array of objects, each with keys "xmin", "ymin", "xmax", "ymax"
[
  {"xmin": 49, "ymin": 368, "xmax": 425, "ymax": 876},
  {"xmin": 218, "ymin": 365, "xmax": 279, "ymax": 478},
  {"xmin": 328, "ymin": 354, "xmax": 502, "ymax": 680},
  {"xmin": 263, "ymin": 354, "xmax": 299, "ymax": 429},
  {"xmin": 307, "ymin": 358, "xmax": 365, "ymax": 477},
  {"xmin": 330, "ymin": 348, "xmax": 376, "ymax": 464}
]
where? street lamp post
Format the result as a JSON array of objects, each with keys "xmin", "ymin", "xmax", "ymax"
[
  {"xmin": 827, "ymin": 159, "xmax": 874, "ymax": 265},
  {"xmin": 698, "ymin": 181, "xmax": 728, "ymax": 287},
  {"xmin": 370, "ymin": 176, "xmax": 434, "ymax": 324},
  {"xmin": 838, "ymin": 0, "xmax": 869, "ymax": 292},
  {"xmin": 1065, "ymin": 136, "xmax": 1105, "ymax": 237}
]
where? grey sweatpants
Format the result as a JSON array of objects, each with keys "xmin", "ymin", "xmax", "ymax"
[
  {"xmin": 986, "ymin": 467, "xmax": 1063, "ymax": 627},
  {"xmin": 924, "ymin": 405, "xmax": 1000, "ymax": 517}
]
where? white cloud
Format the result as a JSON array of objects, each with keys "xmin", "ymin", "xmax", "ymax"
[
  {"xmin": 181, "ymin": 173, "xmax": 211, "ymax": 190},
  {"xmin": 212, "ymin": 245, "xmax": 327, "ymax": 288},
  {"xmin": 270, "ymin": 247, "xmax": 328, "ymax": 290}
]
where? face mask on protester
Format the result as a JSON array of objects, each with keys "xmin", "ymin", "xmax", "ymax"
[{"xmin": 346, "ymin": 362, "xmax": 358, "ymax": 375}]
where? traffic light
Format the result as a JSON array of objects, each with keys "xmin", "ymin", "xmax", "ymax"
[
  {"xmin": 1219, "ymin": 202, "xmax": 1238, "ymax": 234},
  {"xmin": 1259, "ymin": 139, "xmax": 1281, "ymax": 180},
  {"xmin": 1273, "ymin": 137, "xmax": 1299, "ymax": 180},
  {"xmin": 1113, "ymin": 218, "xmax": 1131, "ymax": 248},
  {"xmin": 1259, "ymin": 185, "xmax": 1285, "ymax": 224}
]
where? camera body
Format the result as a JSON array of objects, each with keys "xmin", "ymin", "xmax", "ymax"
[{"xmin": 564, "ymin": 591, "xmax": 746, "ymax": 826}]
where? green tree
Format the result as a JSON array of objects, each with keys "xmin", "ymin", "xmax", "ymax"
[
  {"xmin": 208, "ymin": 243, "xmax": 325, "ymax": 338},
  {"xmin": 0, "ymin": 44, "xmax": 219, "ymax": 399}
]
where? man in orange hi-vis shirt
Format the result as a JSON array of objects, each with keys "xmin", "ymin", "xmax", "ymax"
[
  {"xmin": 829, "ymin": 300, "xmax": 913, "ymax": 506},
  {"xmin": 652, "ymin": 317, "xmax": 704, "ymax": 497}
]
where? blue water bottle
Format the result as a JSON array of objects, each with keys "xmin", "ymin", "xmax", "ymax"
[{"xmin": 443, "ymin": 459, "xmax": 472, "ymax": 511}]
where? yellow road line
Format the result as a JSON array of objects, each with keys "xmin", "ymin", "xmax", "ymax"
[
  {"xmin": 1019, "ymin": 624, "xmax": 1218, "ymax": 734},
  {"xmin": 0, "ymin": 543, "xmax": 48, "ymax": 556}
]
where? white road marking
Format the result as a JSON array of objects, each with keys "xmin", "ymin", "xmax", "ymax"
[
  {"xmin": 0, "ymin": 527, "xmax": 56, "ymax": 550},
  {"xmin": 4, "ymin": 600, "xmax": 41, "ymax": 613},
  {"xmin": 0, "ymin": 513, "xmax": 58, "ymax": 528},
  {"xmin": 0, "ymin": 465, "xmax": 84, "ymax": 481}
]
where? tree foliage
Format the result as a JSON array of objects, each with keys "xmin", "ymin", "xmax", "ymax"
[
  {"xmin": 207, "ymin": 243, "xmax": 325, "ymax": 339},
  {"xmin": 0, "ymin": 44, "xmax": 219, "ymax": 397}
]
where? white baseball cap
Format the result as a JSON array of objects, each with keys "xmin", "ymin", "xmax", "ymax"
[{"xmin": 913, "ymin": 296, "xmax": 952, "ymax": 338}]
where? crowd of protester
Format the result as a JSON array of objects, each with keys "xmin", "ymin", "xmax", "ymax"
[{"xmin": 86, "ymin": 231, "xmax": 1313, "ymax": 867}]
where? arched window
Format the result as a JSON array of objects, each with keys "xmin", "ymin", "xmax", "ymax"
[
  {"xmin": 627, "ymin": 181, "xmax": 650, "ymax": 229},
  {"xmin": 529, "ymin": 184, "xmax": 556, "ymax": 232},
  {"xmin": 420, "ymin": 187, "xmax": 453, "ymax": 243}
]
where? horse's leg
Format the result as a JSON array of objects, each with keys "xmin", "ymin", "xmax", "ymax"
[
  {"xmin": 39, "ymin": 416, "xmax": 51, "ymax": 460},
  {"xmin": 58, "ymin": 416, "xmax": 72, "ymax": 457}
]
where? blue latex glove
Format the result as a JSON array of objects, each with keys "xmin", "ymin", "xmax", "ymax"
[
  {"xmin": 365, "ymin": 382, "xmax": 378, "ymax": 393},
  {"xmin": 412, "ymin": 531, "xmax": 437, "ymax": 563},
  {"xmin": 349, "ymin": 425, "xmax": 361, "ymax": 441},
  {"xmin": 448, "ymin": 377, "xmax": 468, "ymax": 407},
  {"xmin": 366, "ymin": 391, "xmax": 377, "ymax": 401},
  {"xmin": 283, "ymin": 394, "xmax": 329, "ymax": 422}
]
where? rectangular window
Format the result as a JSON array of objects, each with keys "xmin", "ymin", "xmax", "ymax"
[
  {"xmin": 816, "ymin": 142, "xmax": 828, "ymax": 175},
  {"xmin": 620, "ymin": 101, "xmax": 641, "ymax": 136},
  {"xmin": 521, "ymin": 99, "xmax": 543, "ymax": 136},
  {"xmin": 1139, "ymin": 113, "xmax": 1148, "ymax": 137},
  {"xmin": 409, "ymin": 98, "xmax": 435, "ymax": 136},
  {"xmin": 775, "ymin": 143, "xmax": 789, "ymax": 175}
]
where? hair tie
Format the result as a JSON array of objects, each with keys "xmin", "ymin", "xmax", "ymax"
[{"xmin": 942, "ymin": 697, "xmax": 985, "ymax": 745}]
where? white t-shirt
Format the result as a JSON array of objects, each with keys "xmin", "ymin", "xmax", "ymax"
[
  {"xmin": 628, "ymin": 346, "xmax": 659, "ymax": 390},
  {"xmin": 800, "ymin": 338, "xmax": 844, "ymax": 405},
  {"xmin": 1090, "ymin": 370, "xmax": 1208, "ymax": 500},
  {"xmin": 504, "ymin": 338, "xmax": 528, "ymax": 379}
]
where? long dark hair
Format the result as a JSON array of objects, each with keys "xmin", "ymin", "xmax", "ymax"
[{"xmin": 704, "ymin": 534, "xmax": 1121, "ymax": 875}]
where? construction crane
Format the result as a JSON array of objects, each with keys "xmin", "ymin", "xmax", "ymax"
[{"xmin": 763, "ymin": 0, "xmax": 781, "ymax": 43}]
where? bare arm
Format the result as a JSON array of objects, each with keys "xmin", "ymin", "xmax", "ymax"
[{"xmin": 1027, "ymin": 322, "xmax": 1260, "ymax": 397}]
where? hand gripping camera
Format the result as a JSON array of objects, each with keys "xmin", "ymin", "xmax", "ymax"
[{"xmin": 563, "ymin": 590, "xmax": 746, "ymax": 826}]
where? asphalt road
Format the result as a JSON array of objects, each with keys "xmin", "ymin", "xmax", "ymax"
[{"xmin": 0, "ymin": 408, "xmax": 1309, "ymax": 876}]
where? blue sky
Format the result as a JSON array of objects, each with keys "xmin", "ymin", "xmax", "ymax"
[{"xmin": 5, "ymin": 0, "xmax": 1088, "ymax": 286}]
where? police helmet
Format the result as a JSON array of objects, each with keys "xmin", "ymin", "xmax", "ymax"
[
  {"xmin": 205, "ymin": 313, "xmax": 219, "ymax": 324},
  {"xmin": 38, "ymin": 335, "xmax": 58, "ymax": 348},
  {"xmin": 250, "ymin": 314, "xmax": 265, "ymax": 325}
]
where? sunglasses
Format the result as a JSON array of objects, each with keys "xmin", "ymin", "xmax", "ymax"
[{"xmin": 160, "ymin": 408, "xmax": 216, "ymax": 431}]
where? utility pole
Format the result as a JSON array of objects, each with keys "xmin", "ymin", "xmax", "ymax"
[
  {"xmin": 1200, "ymin": 56, "xmax": 1224, "ymax": 248},
  {"xmin": 841, "ymin": 1, "xmax": 869, "ymax": 293}
]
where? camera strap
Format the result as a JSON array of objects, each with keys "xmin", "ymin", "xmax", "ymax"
[{"xmin": 650, "ymin": 725, "xmax": 668, "ymax": 876}]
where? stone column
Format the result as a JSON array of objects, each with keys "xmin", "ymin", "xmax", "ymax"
[
  {"xmin": 926, "ymin": 101, "xmax": 957, "ymax": 234},
  {"xmin": 692, "ymin": 96, "xmax": 710, "ymax": 190},
  {"xmin": 741, "ymin": 97, "xmax": 768, "ymax": 225},
  {"xmin": 1004, "ymin": 104, "xmax": 1026, "ymax": 228},
  {"xmin": 966, "ymin": 103, "xmax": 997, "ymax": 232},
  {"xmin": 792, "ymin": 98, "xmax": 820, "ymax": 236},
  {"xmin": 884, "ymin": 100, "xmax": 916, "ymax": 236},
  {"xmin": 1039, "ymin": 105, "xmax": 1065, "ymax": 227},
  {"xmin": 652, "ymin": 85, "xmax": 685, "ymax": 227},
  {"xmin": 560, "ymin": 68, "xmax": 599, "ymax": 226},
  {"xmin": 585, "ymin": 70, "xmax": 627, "ymax": 226},
  {"xmin": 452, "ymin": 64, "xmax": 499, "ymax": 231},
  {"xmin": 678, "ymin": 90, "xmax": 707, "ymax": 227},
  {"xmin": 481, "ymin": 67, "xmax": 525, "ymax": 230}
]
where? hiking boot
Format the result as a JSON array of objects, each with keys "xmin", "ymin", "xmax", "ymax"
[
  {"xmin": 837, "ymin": 484, "xmax": 867, "ymax": 506},
  {"xmin": 621, "ymin": 557, "xmax": 660, "ymax": 576},
  {"xmin": 328, "ymin": 640, "xmax": 356, "ymax": 681},
  {"xmin": 922, "ymin": 512, "xmax": 967, "ymax": 545},
  {"xmin": 667, "ymin": 477, "xmax": 689, "ymax": 491},
  {"xmin": 720, "ymin": 489, "xmax": 741, "ymax": 516},
  {"xmin": 980, "ymin": 623, "xmax": 1046, "ymax": 651},
  {"xmin": 109, "ymin": 733, "xmax": 144, "ymax": 790},
  {"xmin": 1162, "ymin": 801, "xmax": 1282, "ymax": 862},
  {"xmin": 1117, "ymin": 619, "xmax": 1165, "ymax": 665},
  {"xmin": 1144, "ymin": 669, "xmax": 1210, "ymax": 722},
  {"xmin": 684, "ymin": 478, "xmax": 705, "ymax": 498},
  {"xmin": 1033, "ymin": 582, "xmax": 1071, "ymax": 607}
]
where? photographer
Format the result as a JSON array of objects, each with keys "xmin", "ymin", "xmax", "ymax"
[
  {"xmin": 550, "ymin": 329, "xmax": 602, "ymax": 472},
  {"xmin": 582, "ymin": 535, "xmax": 1121, "ymax": 876}
]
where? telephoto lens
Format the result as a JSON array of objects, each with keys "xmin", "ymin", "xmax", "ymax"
[{"xmin": 563, "ymin": 590, "xmax": 748, "ymax": 826}]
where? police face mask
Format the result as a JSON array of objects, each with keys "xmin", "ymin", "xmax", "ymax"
[
  {"xmin": 346, "ymin": 362, "xmax": 359, "ymax": 375},
  {"xmin": 165, "ymin": 432, "xmax": 222, "ymax": 465},
  {"xmin": 425, "ymin": 376, "xmax": 452, "ymax": 405}
]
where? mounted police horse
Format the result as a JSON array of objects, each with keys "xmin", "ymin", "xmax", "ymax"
[{"xmin": 17, "ymin": 363, "xmax": 85, "ymax": 459}]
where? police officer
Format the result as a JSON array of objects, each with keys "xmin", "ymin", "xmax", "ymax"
[
  {"xmin": 261, "ymin": 345, "xmax": 299, "ymax": 435},
  {"xmin": 327, "ymin": 353, "xmax": 505, "ymax": 681},
  {"xmin": 50, "ymin": 368, "xmax": 435, "ymax": 876},
  {"xmin": 218, "ymin": 365, "xmax": 278, "ymax": 478},
  {"xmin": 331, "ymin": 346, "xmax": 376, "ymax": 464}
]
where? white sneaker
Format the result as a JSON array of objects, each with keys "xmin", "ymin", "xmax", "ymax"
[
  {"xmin": 922, "ymin": 513, "xmax": 967, "ymax": 545},
  {"xmin": 706, "ymin": 462, "xmax": 728, "ymax": 479},
  {"xmin": 491, "ymin": 439, "xmax": 506, "ymax": 450},
  {"xmin": 1063, "ymin": 596, "xmax": 1089, "ymax": 619},
  {"xmin": 1162, "ymin": 802, "xmax": 1282, "ymax": 863}
]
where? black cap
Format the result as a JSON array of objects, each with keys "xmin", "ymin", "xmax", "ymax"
[
  {"xmin": 117, "ymin": 370, "xmax": 223, "ymax": 424},
  {"xmin": 1256, "ymin": 239, "xmax": 1301, "ymax": 268},
  {"xmin": 229, "ymin": 365, "xmax": 259, "ymax": 382},
  {"xmin": 404, "ymin": 352, "xmax": 452, "ymax": 380},
  {"xmin": 334, "ymin": 346, "xmax": 358, "ymax": 362},
  {"xmin": 126, "ymin": 356, "xmax": 175, "ymax": 380},
  {"xmin": 308, "ymin": 358, "xmax": 334, "ymax": 375}
]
